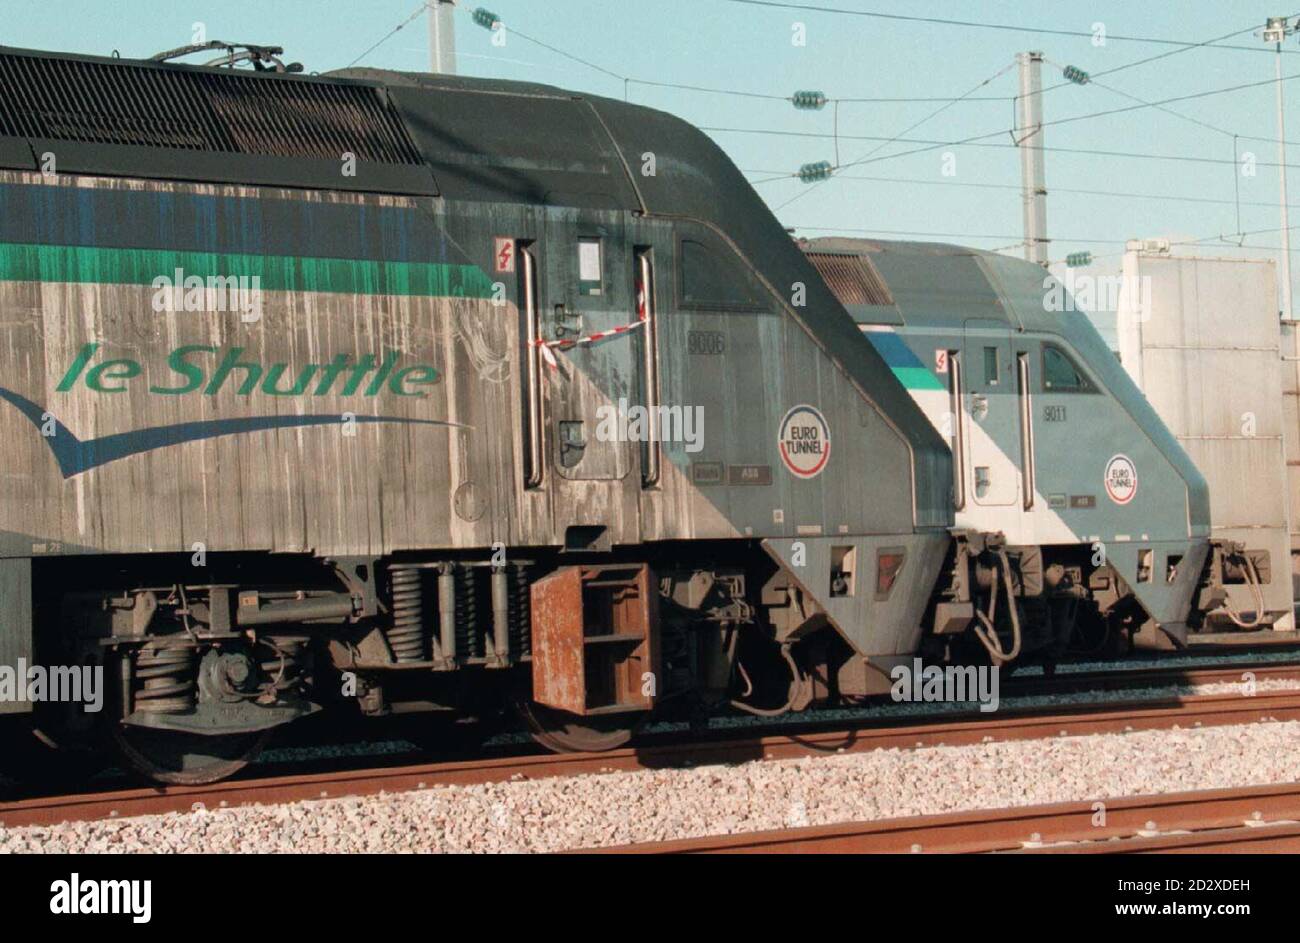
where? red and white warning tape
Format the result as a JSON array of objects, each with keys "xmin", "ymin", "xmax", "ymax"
[
  {"xmin": 536, "ymin": 277, "xmax": 650, "ymax": 370},
  {"xmin": 536, "ymin": 320, "xmax": 643, "ymax": 369}
]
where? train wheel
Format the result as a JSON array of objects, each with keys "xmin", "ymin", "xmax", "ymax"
[
  {"xmin": 111, "ymin": 724, "xmax": 271, "ymax": 785},
  {"xmin": 516, "ymin": 701, "xmax": 637, "ymax": 753}
]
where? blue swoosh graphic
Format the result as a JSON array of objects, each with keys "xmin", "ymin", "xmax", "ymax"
[{"xmin": 0, "ymin": 386, "xmax": 467, "ymax": 479}]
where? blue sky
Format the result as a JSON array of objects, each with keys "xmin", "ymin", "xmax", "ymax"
[{"xmin": 10, "ymin": 1, "xmax": 1300, "ymax": 278}]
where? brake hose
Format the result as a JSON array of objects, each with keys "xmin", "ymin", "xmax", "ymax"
[
  {"xmin": 1223, "ymin": 554, "xmax": 1266, "ymax": 630},
  {"xmin": 972, "ymin": 548, "xmax": 1023, "ymax": 664}
]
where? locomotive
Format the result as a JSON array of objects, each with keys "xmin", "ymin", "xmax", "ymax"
[
  {"xmin": 802, "ymin": 237, "xmax": 1274, "ymax": 660},
  {"xmin": 0, "ymin": 45, "xmax": 1260, "ymax": 785},
  {"xmin": 0, "ymin": 45, "xmax": 958, "ymax": 783}
]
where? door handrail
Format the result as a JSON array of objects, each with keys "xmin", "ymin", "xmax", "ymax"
[
  {"xmin": 949, "ymin": 350, "xmax": 966, "ymax": 511},
  {"xmin": 637, "ymin": 249, "xmax": 661, "ymax": 487},
  {"xmin": 1017, "ymin": 351, "xmax": 1036, "ymax": 510},
  {"xmin": 522, "ymin": 244, "xmax": 544, "ymax": 488}
]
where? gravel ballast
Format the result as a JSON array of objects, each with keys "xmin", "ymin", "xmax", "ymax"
[{"xmin": 4, "ymin": 717, "xmax": 1300, "ymax": 853}]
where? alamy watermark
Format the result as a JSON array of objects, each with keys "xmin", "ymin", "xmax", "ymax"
[
  {"xmin": 0, "ymin": 660, "xmax": 103, "ymax": 712},
  {"xmin": 1043, "ymin": 271, "xmax": 1151, "ymax": 318},
  {"xmin": 151, "ymin": 268, "xmax": 263, "ymax": 322},
  {"xmin": 890, "ymin": 658, "xmax": 1000, "ymax": 713},
  {"xmin": 594, "ymin": 397, "xmax": 704, "ymax": 452},
  {"xmin": 50, "ymin": 874, "xmax": 151, "ymax": 923}
]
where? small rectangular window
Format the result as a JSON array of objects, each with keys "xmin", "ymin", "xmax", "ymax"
[
  {"xmin": 983, "ymin": 346, "xmax": 999, "ymax": 385},
  {"xmin": 577, "ymin": 238, "xmax": 602, "ymax": 296}
]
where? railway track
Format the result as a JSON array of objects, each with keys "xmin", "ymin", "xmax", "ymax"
[
  {"xmin": 587, "ymin": 781, "xmax": 1300, "ymax": 853},
  {"xmin": 999, "ymin": 658, "xmax": 1300, "ymax": 698},
  {"xmin": 5, "ymin": 682, "xmax": 1300, "ymax": 830}
]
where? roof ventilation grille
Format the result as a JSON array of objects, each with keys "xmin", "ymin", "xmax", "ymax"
[
  {"xmin": 0, "ymin": 51, "xmax": 422, "ymax": 165},
  {"xmin": 804, "ymin": 251, "xmax": 895, "ymax": 306}
]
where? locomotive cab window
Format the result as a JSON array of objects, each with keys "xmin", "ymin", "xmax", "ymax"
[
  {"xmin": 679, "ymin": 238, "xmax": 764, "ymax": 311},
  {"xmin": 982, "ymin": 346, "xmax": 999, "ymax": 385},
  {"xmin": 1042, "ymin": 344, "xmax": 1095, "ymax": 393},
  {"xmin": 577, "ymin": 238, "xmax": 603, "ymax": 296}
]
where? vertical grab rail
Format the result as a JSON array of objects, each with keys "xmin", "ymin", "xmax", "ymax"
[
  {"xmin": 1017, "ymin": 352, "xmax": 1036, "ymax": 510},
  {"xmin": 949, "ymin": 351, "xmax": 966, "ymax": 511},
  {"xmin": 522, "ymin": 244, "xmax": 544, "ymax": 489},
  {"xmin": 637, "ymin": 249, "xmax": 662, "ymax": 487}
]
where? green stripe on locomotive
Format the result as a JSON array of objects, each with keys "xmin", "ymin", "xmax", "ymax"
[{"xmin": 0, "ymin": 242, "xmax": 496, "ymax": 298}]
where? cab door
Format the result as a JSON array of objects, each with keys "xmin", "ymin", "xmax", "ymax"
[
  {"xmin": 542, "ymin": 222, "xmax": 631, "ymax": 481},
  {"xmin": 962, "ymin": 320, "xmax": 1021, "ymax": 506}
]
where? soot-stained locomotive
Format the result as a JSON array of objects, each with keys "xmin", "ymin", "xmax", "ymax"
[{"xmin": 0, "ymin": 46, "xmax": 955, "ymax": 782}]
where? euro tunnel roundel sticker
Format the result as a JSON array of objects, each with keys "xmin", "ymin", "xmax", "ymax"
[
  {"xmin": 1104, "ymin": 454, "xmax": 1138, "ymax": 505},
  {"xmin": 778, "ymin": 405, "xmax": 831, "ymax": 479}
]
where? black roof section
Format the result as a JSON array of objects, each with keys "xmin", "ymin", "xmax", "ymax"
[
  {"xmin": 0, "ymin": 46, "xmax": 436, "ymax": 194},
  {"xmin": 335, "ymin": 68, "xmax": 644, "ymax": 209}
]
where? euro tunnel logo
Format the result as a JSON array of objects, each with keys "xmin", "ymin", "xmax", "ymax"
[
  {"xmin": 1104, "ymin": 453, "xmax": 1138, "ymax": 505},
  {"xmin": 778, "ymin": 405, "xmax": 830, "ymax": 479}
]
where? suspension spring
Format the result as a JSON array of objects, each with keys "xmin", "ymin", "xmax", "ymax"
[
  {"xmin": 509, "ymin": 564, "xmax": 532, "ymax": 657},
  {"xmin": 132, "ymin": 644, "xmax": 198, "ymax": 713},
  {"xmin": 456, "ymin": 567, "xmax": 481, "ymax": 658},
  {"xmin": 387, "ymin": 566, "xmax": 427, "ymax": 663}
]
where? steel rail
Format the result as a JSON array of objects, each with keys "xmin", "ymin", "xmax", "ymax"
[
  {"xmin": 5, "ymin": 688, "xmax": 1300, "ymax": 830},
  {"xmin": 998, "ymin": 659, "xmax": 1300, "ymax": 698},
  {"xmin": 585, "ymin": 781, "xmax": 1300, "ymax": 853}
]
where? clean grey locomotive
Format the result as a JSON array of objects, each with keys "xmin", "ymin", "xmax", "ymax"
[
  {"xmin": 802, "ymin": 238, "xmax": 1276, "ymax": 663},
  {"xmin": 0, "ymin": 45, "xmax": 1262, "ymax": 784}
]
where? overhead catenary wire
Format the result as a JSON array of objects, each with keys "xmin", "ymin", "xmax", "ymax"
[
  {"xmin": 751, "ymin": 44, "xmax": 1300, "ymax": 204},
  {"xmin": 1046, "ymin": 57, "xmax": 1236, "ymax": 139},
  {"xmin": 856, "ymin": 70, "xmax": 1300, "ymax": 171},
  {"xmin": 716, "ymin": 0, "xmax": 1300, "ymax": 54},
  {"xmin": 1040, "ymin": 60, "xmax": 1300, "ymax": 143},
  {"xmin": 1038, "ymin": 55, "xmax": 1288, "ymax": 244},
  {"xmin": 347, "ymin": 1, "xmax": 431, "ymax": 68},
  {"xmin": 773, "ymin": 60, "xmax": 1018, "ymax": 212},
  {"xmin": 1046, "ymin": 220, "xmax": 1300, "ymax": 266},
  {"xmin": 718, "ymin": 127, "xmax": 1300, "ymax": 172},
  {"xmin": 788, "ymin": 226, "xmax": 1127, "ymax": 244},
  {"xmin": 733, "ymin": 68, "xmax": 1300, "ymax": 221},
  {"xmin": 357, "ymin": 5, "xmax": 1300, "ymax": 157},
  {"xmin": 444, "ymin": 4, "xmax": 1016, "ymax": 105},
  {"xmin": 718, "ymin": 65, "xmax": 1300, "ymax": 183},
  {"xmin": 742, "ymin": 169, "xmax": 1300, "ymax": 211},
  {"xmin": 785, "ymin": 221, "xmax": 1300, "ymax": 265},
  {"xmin": 1031, "ymin": 19, "xmax": 1289, "ymax": 98}
]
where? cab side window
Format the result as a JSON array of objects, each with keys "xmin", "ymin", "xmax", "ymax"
[
  {"xmin": 1042, "ymin": 344, "xmax": 1095, "ymax": 393},
  {"xmin": 679, "ymin": 238, "xmax": 764, "ymax": 311}
]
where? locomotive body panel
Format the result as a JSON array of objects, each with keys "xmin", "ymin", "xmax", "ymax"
[{"xmin": 0, "ymin": 171, "xmax": 941, "ymax": 564}]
